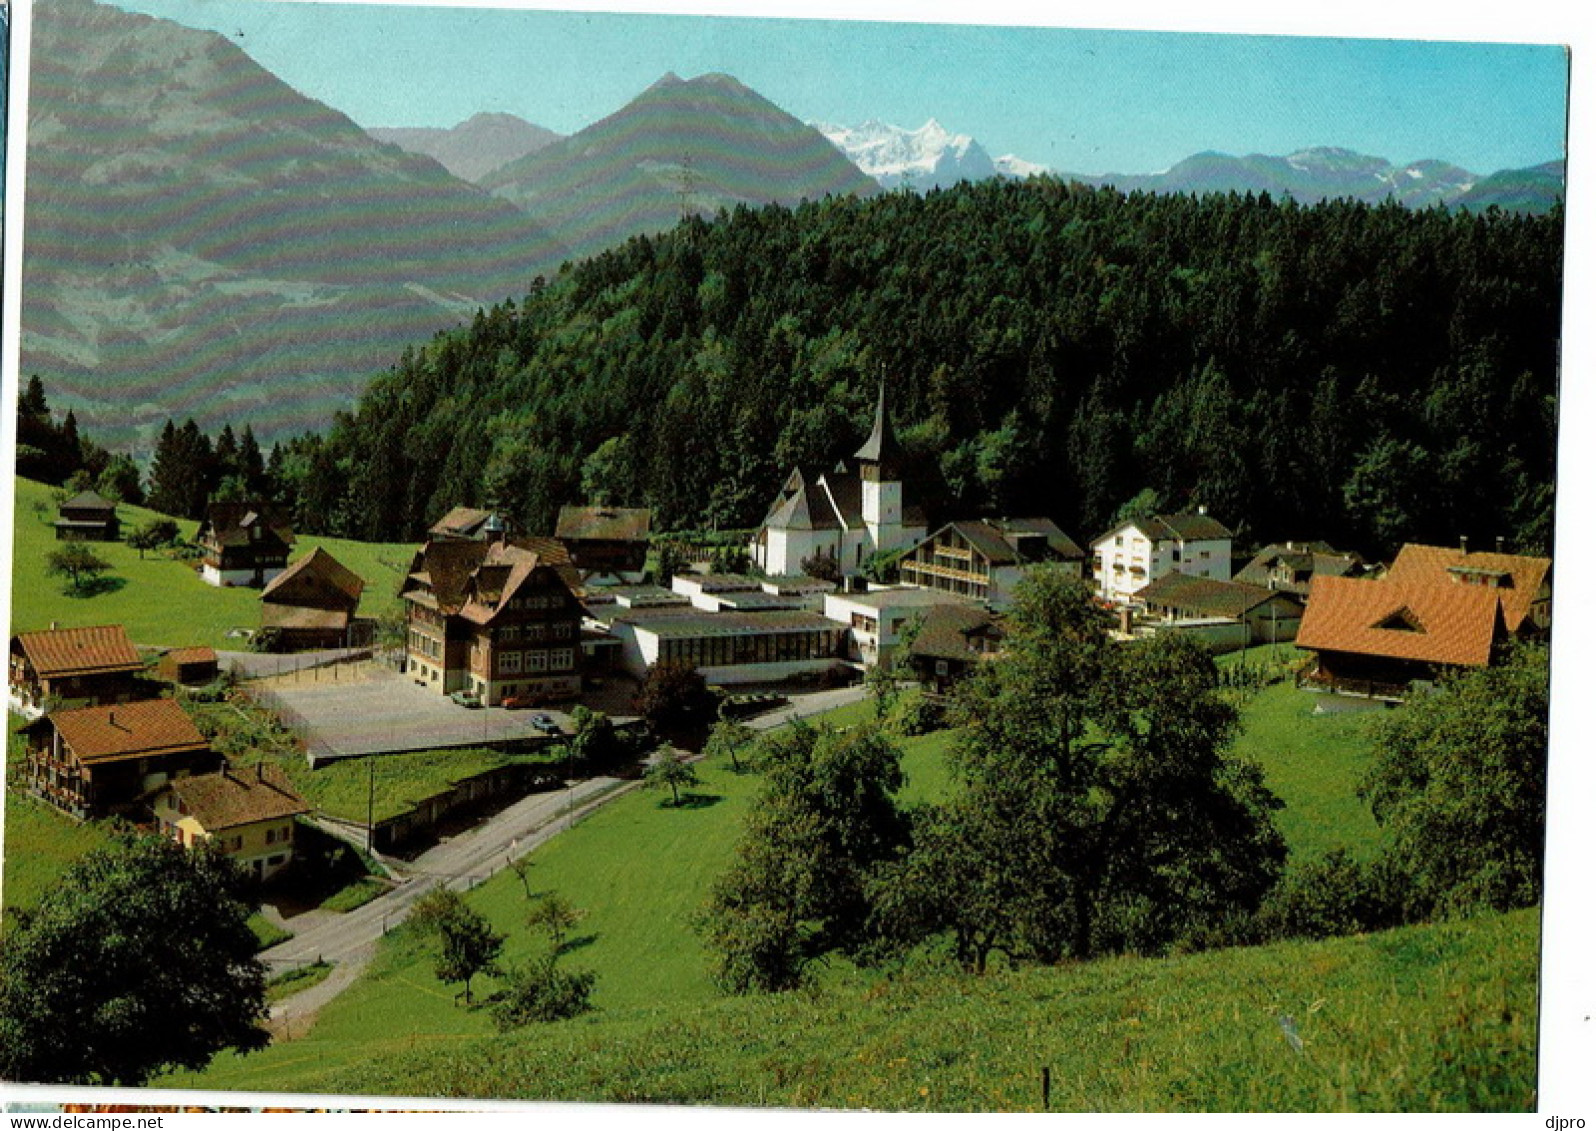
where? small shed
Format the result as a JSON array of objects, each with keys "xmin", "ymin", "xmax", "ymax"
[{"xmin": 156, "ymin": 646, "xmax": 221, "ymax": 687}]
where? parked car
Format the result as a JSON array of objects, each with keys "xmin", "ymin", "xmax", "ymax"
[
  {"xmin": 501, "ymin": 693, "xmax": 538, "ymax": 710},
  {"xmin": 449, "ymin": 690, "xmax": 483, "ymax": 709},
  {"xmin": 530, "ymin": 712, "xmax": 562, "ymax": 735}
]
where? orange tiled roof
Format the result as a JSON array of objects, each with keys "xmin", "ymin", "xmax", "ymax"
[
  {"xmin": 1385, "ymin": 544, "xmax": 1551, "ymax": 634},
  {"xmin": 166, "ymin": 763, "xmax": 309, "ymax": 831},
  {"xmin": 14, "ymin": 625, "xmax": 143, "ymax": 679},
  {"xmin": 47, "ymin": 698, "xmax": 210, "ymax": 764},
  {"xmin": 1297, "ymin": 575, "xmax": 1503, "ymax": 668}
]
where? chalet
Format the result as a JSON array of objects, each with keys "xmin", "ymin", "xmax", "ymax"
[
  {"xmin": 555, "ymin": 506, "xmax": 652, "ymax": 585},
  {"xmin": 260, "ymin": 547, "xmax": 368, "ymax": 651},
  {"xmin": 154, "ymin": 646, "xmax": 221, "ymax": 687},
  {"xmin": 822, "ymin": 587, "xmax": 979, "ymax": 667},
  {"xmin": 197, "ymin": 501, "xmax": 295, "ymax": 588},
  {"xmin": 401, "ymin": 532, "xmax": 584, "ymax": 706},
  {"xmin": 53, "ymin": 491, "xmax": 120, "ymax": 542},
  {"xmin": 20, "ymin": 698, "xmax": 218, "ymax": 820},
  {"xmin": 1092, "ymin": 511, "xmax": 1233, "ymax": 604},
  {"xmin": 1233, "ymin": 541, "xmax": 1369, "ymax": 597},
  {"xmin": 153, "ymin": 762, "xmax": 310, "ymax": 882},
  {"xmin": 1135, "ymin": 572, "xmax": 1304, "ymax": 652},
  {"xmin": 905, "ymin": 604, "xmax": 1004, "ymax": 697},
  {"xmin": 9, "ymin": 624, "xmax": 144, "ymax": 714},
  {"xmin": 748, "ymin": 384, "xmax": 927, "ymax": 578},
  {"xmin": 898, "ymin": 518, "xmax": 1086, "ymax": 610}
]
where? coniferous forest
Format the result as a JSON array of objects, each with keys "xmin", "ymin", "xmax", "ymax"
[{"xmin": 213, "ymin": 180, "xmax": 1561, "ymax": 556}]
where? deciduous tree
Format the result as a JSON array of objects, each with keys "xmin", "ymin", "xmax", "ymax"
[{"xmin": 0, "ymin": 835, "xmax": 269, "ymax": 1086}]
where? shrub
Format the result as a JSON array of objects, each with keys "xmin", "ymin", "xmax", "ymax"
[{"xmin": 489, "ymin": 954, "xmax": 596, "ymax": 1029}]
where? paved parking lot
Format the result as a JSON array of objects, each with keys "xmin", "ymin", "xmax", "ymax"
[{"xmin": 253, "ymin": 664, "xmax": 575, "ymax": 760}]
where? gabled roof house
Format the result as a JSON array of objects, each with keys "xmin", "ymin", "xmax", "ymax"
[
  {"xmin": 1092, "ymin": 511, "xmax": 1234, "ymax": 603},
  {"xmin": 9, "ymin": 624, "xmax": 144, "ymax": 714},
  {"xmin": 260, "ymin": 547, "xmax": 368, "ymax": 650}
]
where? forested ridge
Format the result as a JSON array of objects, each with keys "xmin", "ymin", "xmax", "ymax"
[{"xmin": 244, "ymin": 179, "xmax": 1562, "ymax": 555}]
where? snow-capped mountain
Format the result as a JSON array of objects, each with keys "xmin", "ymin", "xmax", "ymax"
[{"xmin": 817, "ymin": 119, "xmax": 1046, "ymax": 191}]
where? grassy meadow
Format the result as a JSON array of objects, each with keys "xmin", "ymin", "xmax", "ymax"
[
  {"xmin": 166, "ymin": 734, "xmax": 1537, "ymax": 1109},
  {"xmin": 10, "ymin": 477, "xmax": 414, "ymax": 649}
]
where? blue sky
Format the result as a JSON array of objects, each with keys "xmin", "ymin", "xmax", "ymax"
[{"xmin": 101, "ymin": 0, "xmax": 1570, "ymax": 175}]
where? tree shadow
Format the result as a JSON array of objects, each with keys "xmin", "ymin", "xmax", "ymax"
[
  {"xmin": 558, "ymin": 932, "xmax": 599, "ymax": 956},
  {"xmin": 66, "ymin": 576, "xmax": 126, "ymax": 599},
  {"xmin": 665, "ymin": 792, "xmax": 723, "ymax": 810}
]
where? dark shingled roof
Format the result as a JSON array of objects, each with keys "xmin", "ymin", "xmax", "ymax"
[
  {"xmin": 909, "ymin": 604, "xmax": 1002, "ymax": 662},
  {"xmin": 59, "ymin": 491, "xmax": 117, "ymax": 512},
  {"xmin": 1138, "ymin": 573, "xmax": 1294, "ymax": 619},
  {"xmin": 429, "ymin": 507, "xmax": 496, "ymax": 540},
  {"xmin": 853, "ymin": 382, "xmax": 905, "ymax": 470},
  {"xmin": 262, "ymin": 547, "xmax": 365, "ymax": 607},
  {"xmin": 402, "ymin": 537, "xmax": 580, "ymax": 622},
  {"xmin": 200, "ymin": 501, "xmax": 295, "ymax": 549}
]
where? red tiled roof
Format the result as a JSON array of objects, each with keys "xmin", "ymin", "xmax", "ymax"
[
  {"xmin": 46, "ymin": 698, "xmax": 210, "ymax": 764},
  {"xmin": 13, "ymin": 625, "xmax": 143, "ymax": 679},
  {"xmin": 1385, "ymin": 544, "xmax": 1551, "ymax": 634},
  {"xmin": 1297, "ymin": 575, "xmax": 1503, "ymax": 668},
  {"xmin": 166, "ymin": 763, "xmax": 309, "ymax": 831},
  {"xmin": 165, "ymin": 646, "xmax": 217, "ymax": 666}
]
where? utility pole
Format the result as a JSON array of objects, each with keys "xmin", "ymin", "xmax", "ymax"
[{"xmin": 366, "ymin": 757, "xmax": 375, "ymax": 854}]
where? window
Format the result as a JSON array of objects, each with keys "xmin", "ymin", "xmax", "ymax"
[
  {"xmin": 553, "ymin": 622, "xmax": 572, "ymax": 640},
  {"xmin": 550, "ymin": 648, "xmax": 574, "ymax": 671},
  {"xmin": 501, "ymin": 625, "xmax": 520, "ymax": 642},
  {"xmin": 265, "ymin": 827, "xmax": 275, "ymax": 845},
  {"xmin": 526, "ymin": 651, "xmax": 548, "ymax": 672},
  {"xmin": 501, "ymin": 651, "xmax": 523, "ymax": 674},
  {"xmin": 528, "ymin": 623, "xmax": 548, "ymax": 642}
]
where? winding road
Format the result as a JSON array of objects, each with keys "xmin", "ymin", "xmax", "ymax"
[{"xmin": 263, "ymin": 684, "xmax": 869, "ymax": 1034}]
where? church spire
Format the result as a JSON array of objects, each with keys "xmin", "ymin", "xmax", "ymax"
[{"xmin": 853, "ymin": 379, "xmax": 903, "ymax": 477}]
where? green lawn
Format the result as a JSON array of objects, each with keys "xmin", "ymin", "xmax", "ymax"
[
  {"xmin": 10, "ymin": 477, "xmax": 414, "ymax": 649},
  {"xmin": 281, "ymin": 747, "xmax": 558, "ymax": 825},
  {"xmin": 1, "ymin": 787, "xmax": 117, "ymax": 914}
]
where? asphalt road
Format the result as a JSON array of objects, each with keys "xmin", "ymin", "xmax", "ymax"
[{"xmin": 263, "ymin": 683, "xmax": 869, "ymax": 1030}]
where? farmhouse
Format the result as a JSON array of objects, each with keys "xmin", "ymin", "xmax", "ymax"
[
  {"xmin": 555, "ymin": 505, "xmax": 651, "ymax": 585},
  {"xmin": 153, "ymin": 762, "xmax": 310, "ymax": 882},
  {"xmin": 1091, "ymin": 510, "xmax": 1233, "ymax": 604},
  {"xmin": 20, "ymin": 698, "xmax": 218, "ymax": 820},
  {"xmin": 1295, "ymin": 543, "xmax": 1550, "ymax": 699},
  {"xmin": 748, "ymin": 384, "xmax": 927, "ymax": 578},
  {"xmin": 260, "ymin": 547, "xmax": 368, "ymax": 651},
  {"xmin": 428, "ymin": 506, "xmax": 501, "ymax": 541},
  {"xmin": 197, "ymin": 500, "xmax": 295, "ymax": 588},
  {"xmin": 9, "ymin": 624, "xmax": 145, "ymax": 714},
  {"xmin": 401, "ymin": 531, "xmax": 584, "ymax": 706},
  {"xmin": 898, "ymin": 518, "xmax": 1085, "ymax": 609},
  {"xmin": 53, "ymin": 490, "xmax": 120, "ymax": 542}
]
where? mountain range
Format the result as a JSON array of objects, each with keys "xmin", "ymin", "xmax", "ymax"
[
  {"xmin": 369, "ymin": 112, "xmax": 562, "ymax": 184},
  {"xmin": 17, "ymin": 0, "xmax": 1564, "ymax": 449},
  {"xmin": 478, "ymin": 72, "xmax": 879, "ymax": 263},
  {"xmin": 20, "ymin": 0, "xmax": 571, "ymax": 447}
]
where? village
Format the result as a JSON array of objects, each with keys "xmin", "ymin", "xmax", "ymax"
[{"xmin": 7, "ymin": 383, "xmax": 1554, "ymax": 896}]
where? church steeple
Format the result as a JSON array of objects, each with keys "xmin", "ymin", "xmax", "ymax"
[{"xmin": 854, "ymin": 380, "xmax": 904, "ymax": 480}]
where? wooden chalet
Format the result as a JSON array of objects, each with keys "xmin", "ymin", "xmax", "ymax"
[
  {"xmin": 898, "ymin": 518, "xmax": 1085, "ymax": 609},
  {"xmin": 197, "ymin": 501, "xmax": 295, "ymax": 588},
  {"xmin": 21, "ymin": 698, "xmax": 219, "ymax": 820},
  {"xmin": 260, "ymin": 547, "xmax": 368, "ymax": 651},
  {"xmin": 1136, "ymin": 573, "xmax": 1304, "ymax": 649},
  {"xmin": 1232, "ymin": 541, "xmax": 1368, "ymax": 597},
  {"xmin": 401, "ymin": 530, "xmax": 584, "ymax": 706},
  {"xmin": 555, "ymin": 505, "xmax": 652, "ymax": 584},
  {"xmin": 53, "ymin": 491, "xmax": 120, "ymax": 542},
  {"xmin": 429, "ymin": 507, "xmax": 501, "ymax": 541},
  {"xmin": 153, "ymin": 762, "xmax": 310, "ymax": 882},
  {"xmin": 9, "ymin": 624, "xmax": 144, "ymax": 714}
]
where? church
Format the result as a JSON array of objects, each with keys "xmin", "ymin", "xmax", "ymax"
[{"xmin": 748, "ymin": 385, "xmax": 927, "ymax": 578}]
